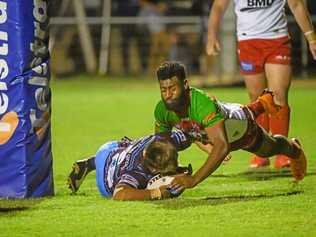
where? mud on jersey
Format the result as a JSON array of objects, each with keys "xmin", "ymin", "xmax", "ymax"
[
  {"xmin": 234, "ymin": 0, "xmax": 288, "ymax": 40},
  {"xmin": 103, "ymin": 131, "xmax": 191, "ymax": 196}
]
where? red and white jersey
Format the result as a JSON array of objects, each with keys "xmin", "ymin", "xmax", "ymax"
[{"xmin": 234, "ymin": 0, "xmax": 288, "ymax": 40}]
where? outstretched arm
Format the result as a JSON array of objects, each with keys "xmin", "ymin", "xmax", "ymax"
[
  {"xmin": 287, "ymin": 0, "xmax": 316, "ymax": 59},
  {"xmin": 171, "ymin": 121, "xmax": 230, "ymax": 189},
  {"xmin": 194, "ymin": 141, "xmax": 213, "ymax": 153},
  {"xmin": 113, "ymin": 185, "xmax": 172, "ymax": 201},
  {"xmin": 191, "ymin": 121, "xmax": 229, "ymax": 186}
]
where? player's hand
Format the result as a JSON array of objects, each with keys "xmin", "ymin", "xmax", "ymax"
[
  {"xmin": 159, "ymin": 185, "xmax": 173, "ymax": 199},
  {"xmin": 206, "ymin": 35, "xmax": 221, "ymax": 56},
  {"xmin": 176, "ymin": 163, "xmax": 193, "ymax": 175},
  {"xmin": 171, "ymin": 173, "xmax": 195, "ymax": 189},
  {"xmin": 309, "ymin": 42, "xmax": 316, "ymax": 60}
]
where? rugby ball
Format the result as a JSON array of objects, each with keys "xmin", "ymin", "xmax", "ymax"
[
  {"xmin": 146, "ymin": 174, "xmax": 174, "ymax": 190},
  {"xmin": 146, "ymin": 174, "xmax": 184, "ymax": 197}
]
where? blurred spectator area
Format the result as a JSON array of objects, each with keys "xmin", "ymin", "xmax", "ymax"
[
  {"xmin": 50, "ymin": 0, "xmax": 216, "ymax": 78},
  {"xmin": 50, "ymin": 0, "xmax": 316, "ymax": 82}
]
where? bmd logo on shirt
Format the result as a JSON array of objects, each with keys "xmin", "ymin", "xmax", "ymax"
[{"xmin": 247, "ymin": 0, "xmax": 274, "ymax": 7}]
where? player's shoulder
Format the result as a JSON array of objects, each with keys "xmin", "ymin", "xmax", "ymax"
[
  {"xmin": 155, "ymin": 99, "xmax": 165, "ymax": 109},
  {"xmin": 190, "ymin": 87, "xmax": 216, "ymax": 106},
  {"xmin": 191, "ymin": 87, "xmax": 211, "ymax": 99},
  {"xmin": 154, "ymin": 100, "xmax": 168, "ymax": 115}
]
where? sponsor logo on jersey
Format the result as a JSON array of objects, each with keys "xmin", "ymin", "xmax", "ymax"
[
  {"xmin": 240, "ymin": 61, "xmax": 254, "ymax": 72},
  {"xmin": 241, "ymin": 0, "xmax": 275, "ymax": 11},
  {"xmin": 275, "ymin": 55, "xmax": 291, "ymax": 62},
  {"xmin": 203, "ymin": 112, "xmax": 216, "ymax": 124}
]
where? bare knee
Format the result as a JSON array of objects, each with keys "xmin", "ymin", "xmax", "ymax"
[
  {"xmin": 272, "ymin": 90, "xmax": 288, "ymax": 106},
  {"xmin": 248, "ymin": 89, "xmax": 264, "ymax": 102}
]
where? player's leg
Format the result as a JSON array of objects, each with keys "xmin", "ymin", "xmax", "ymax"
[
  {"xmin": 246, "ymin": 89, "xmax": 281, "ymax": 118},
  {"xmin": 244, "ymin": 74, "xmax": 271, "ymax": 168},
  {"xmin": 67, "ymin": 156, "xmax": 96, "ymax": 193},
  {"xmin": 265, "ymin": 36, "xmax": 292, "ymax": 169},
  {"xmin": 95, "ymin": 141, "xmax": 120, "ymax": 197},
  {"xmin": 265, "ymin": 63, "xmax": 292, "ymax": 168},
  {"xmin": 238, "ymin": 39, "xmax": 270, "ymax": 168},
  {"xmin": 68, "ymin": 141, "xmax": 120, "ymax": 194},
  {"xmin": 251, "ymin": 129, "xmax": 306, "ymax": 181}
]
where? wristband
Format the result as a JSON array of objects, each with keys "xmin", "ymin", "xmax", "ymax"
[
  {"xmin": 150, "ymin": 188, "xmax": 162, "ymax": 200},
  {"xmin": 304, "ymin": 30, "xmax": 316, "ymax": 44}
]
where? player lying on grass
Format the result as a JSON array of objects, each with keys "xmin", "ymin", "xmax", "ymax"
[
  {"xmin": 67, "ymin": 130, "xmax": 193, "ymax": 201},
  {"xmin": 154, "ymin": 61, "xmax": 307, "ymax": 189}
]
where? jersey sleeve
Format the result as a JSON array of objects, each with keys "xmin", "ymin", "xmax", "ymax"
[
  {"xmin": 116, "ymin": 172, "xmax": 147, "ymax": 189},
  {"xmin": 154, "ymin": 101, "xmax": 172, "ymax": 133},
  {"xmin": 170, "ymin": 130, "xmax": 192, "ymax": 151},
  {"xmin": 195, "ymin": 91, "xmax": 224, "ymax": 128}
]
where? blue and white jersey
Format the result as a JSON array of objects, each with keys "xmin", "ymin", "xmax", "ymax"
[{"xmin": 101, "ymin": 130, "xmax": 191, "ymax": 196}]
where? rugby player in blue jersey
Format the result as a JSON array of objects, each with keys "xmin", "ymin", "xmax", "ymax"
[{"xmin": 67, "ymin": 130, "xmax": 192, "ymax": 201}]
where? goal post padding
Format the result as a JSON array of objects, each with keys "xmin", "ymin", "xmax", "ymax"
[{"xmin": 0, "ymin": 0, "xmax": 54, "ymax": 198}]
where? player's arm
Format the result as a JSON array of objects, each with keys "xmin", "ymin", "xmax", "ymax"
[
  {"xmin": 192, "ymin": 121, "xmax": 229, "ymax": 187},
  {"xmin": 206, "ymin": 0, "xmax": 230, "ymax": 56},
  {"xmin": 169, "ymin": 130, "xmax": 193, "ymax": 151},
  {"xmin": 287, "ymin": 0, "xmax": 316, "ymax": 59},
  {"xmin": 194, "ymin": 141, "xmax": 213, "ymax": 153},
  {"xmin": 171, "ymin": 120, "xmax": 229, "ymax": 189},
  {"xmin": 112, "ymin": 184, "xmax": 171, "ymax": 201},
  {"xmin": 195, "ymin": 138, "xmax": 232, "ymax": 162}
]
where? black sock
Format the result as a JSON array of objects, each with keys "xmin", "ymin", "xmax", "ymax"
[
  {"xmin": 87, "ymin": 156, "xmax": 96, "ymax": 172},
  {"xmin": 273, "ymin": 135, "xmax": 297, "ymax": 158}
]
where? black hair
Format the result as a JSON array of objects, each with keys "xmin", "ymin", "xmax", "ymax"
[{"xmin": 156, "ymin": 61, "xmax": 186, "ymax": 82}]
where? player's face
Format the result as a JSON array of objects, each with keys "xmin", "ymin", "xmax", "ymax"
[{"xmin": 159, "ymin": 76, "xmax": 188, "ymax": 112}]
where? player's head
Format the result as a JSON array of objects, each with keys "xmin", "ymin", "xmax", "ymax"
[
  {"xmin": 143, "ymin": 138, "xmax": 178, "ymax": 176},
  {"xmin": 156, "ymin": 61, "xmax": 189, "ymax": 113}
]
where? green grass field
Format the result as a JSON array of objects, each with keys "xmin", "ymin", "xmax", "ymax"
[{"xmin": 1, "ymin": 77, "xmax": 316, "ymax": 237}]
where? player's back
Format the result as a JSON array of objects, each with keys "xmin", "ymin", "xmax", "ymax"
[
  {"xmin": 234, "ymin": 0, "xmax": 288, "ymax": 40},
  {"xmin": 103, "ymin": 131, "xmax": 192, "ymax": 196},
  {"xmin": 103, "ymin": 135, "xmax": 156, "ymax": 195}
]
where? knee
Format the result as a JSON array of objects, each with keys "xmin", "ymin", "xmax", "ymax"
[
  {"xmin": 272, "ymin": 90, "xmax": 288, "ymax": 106},
  {"xmin": 248, "ymin": 89, "xmax": 263, "ymax": 102}
]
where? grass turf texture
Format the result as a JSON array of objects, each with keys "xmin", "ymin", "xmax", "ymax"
[{"xmin": 1, "ymin": 77, "xmax": 315, "ymax": 237}]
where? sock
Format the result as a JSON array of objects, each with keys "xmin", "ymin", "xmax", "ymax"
[
  {"xmin": 272, "ymin": 135, "xmax": 300, "ymax": 158},
  {"xmin": 270, "ymin": 105, "xmax": 291, "ymax": 164},
  {"xmin": 256, "ymin": 113, "xmax": 270, "ymax": 132},
  {"xmin": 270, "ymin": 105, "xmax": 290, "ymax": 136},
  {"xmin": 87, "ymin": 156, "xmax": 96, "ymax": 172},
  {"xmin": 246, "ymin": 100, "xmax": 265, "ymax": 118},
  {"xmin": 251, "ymin": 113, "xmax": 270, "ymax": 162}
]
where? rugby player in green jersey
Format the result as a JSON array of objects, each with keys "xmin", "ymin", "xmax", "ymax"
[{"xmin": 154, "ymin": 61, "xmax": 307, "ymax": 189}]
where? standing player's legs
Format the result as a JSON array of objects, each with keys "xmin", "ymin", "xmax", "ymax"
[
  {"xmin": 238, "ymin": 39, "xmax": 270, "ymax": 168},
  {"xmin": 244, "ymin": 74, "xmax": 271, "ymax": 167},
  {"xmin": 265, "ymin": 37, "xmax": 292, "ymax": 169}
]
